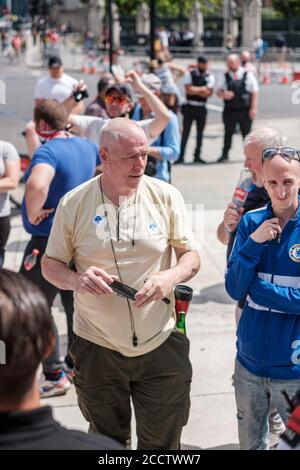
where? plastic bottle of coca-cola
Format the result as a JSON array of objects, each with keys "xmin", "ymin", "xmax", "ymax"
[
  {"xmin": 23, "ymin": 249, "xmax": 40, "ymax": 271},
  {"xmin": 232, "ymin": 168, "xmax": 253, "ymax": 210}
]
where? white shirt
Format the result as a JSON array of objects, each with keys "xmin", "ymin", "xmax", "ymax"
[
  {"xmin": 159, "ymin": 30, "xmax": 169, "ymax": 48},
  {"xmin": 183, "ymin": 69, "xmax": 216, "ymax": 89},
  {"xmin": 34, "ymin": 73, "xmax": 78, "ymax": 103},
  {"xmin": 216, "ymin": 67, "xmax": 259, "ymax": 94},
  {"xmin": 0, "ymin": 140, "xmax": 19, "ymax": 217},
  {"xmin": 72, "ymin": 115, "xmax": 154, "ymax": 148}
]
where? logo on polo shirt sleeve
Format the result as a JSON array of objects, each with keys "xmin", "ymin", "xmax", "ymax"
[{"xmin": 289, "ymin": 244, "xmax": 300, "ymax": 262}]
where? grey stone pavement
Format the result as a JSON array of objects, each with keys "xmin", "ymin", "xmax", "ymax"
[{"xmin": 3, "ymin": 42, "xmax": 300, "ymax": 449}]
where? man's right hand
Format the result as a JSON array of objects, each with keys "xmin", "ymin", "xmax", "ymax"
[
  {"xmin": 73, "ymin": 267, "xmax": 118, "ymax": 296},
  {"xmin": 223, "ymin": 203, "xmax": 244, "ymax": 234},
  {"xmin": 250, "ymin": 218, "xmax": 282, "ymax": 243},
  {"xmin": 222, "ymin": 90, "xmax": 235, "ymax": 100}
]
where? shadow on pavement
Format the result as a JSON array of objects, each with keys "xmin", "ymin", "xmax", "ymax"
[{"xmin": 192, "ymin": 283, "xmax": 235, "ymax": 305}]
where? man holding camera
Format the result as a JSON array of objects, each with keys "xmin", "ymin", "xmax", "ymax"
[
  {"xmin": 25, "ymin": 56, "xmax": 84, "ymax": 157},
  {"xmin": 42, "ymin": 118, "xmax": 200, "ymax": 449}
]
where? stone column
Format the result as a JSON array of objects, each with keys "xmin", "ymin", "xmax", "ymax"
[
  {"xmin": 87, "ymin": 0, "xmax": 105, "ymax": 37},
  {"xmin": 188, "ymin": 2, "xmax": 204, "ymax": 47},
  {"xmin": 242, "ymin": 0, "xmax": 262, "ymax": 48},
  {"xmin": 111, "ymin": 2, "xmax": 121, "ymax": 48},
  {"xmin": 223, "ymin": 0, "xmax": 239, "ymax": 47},
  {"xmin": 136, "ymin": 2, "xmax": 150, "ymax": 36}
]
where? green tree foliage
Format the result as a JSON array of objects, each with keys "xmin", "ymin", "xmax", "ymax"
[
  {"xmin": 272, "ymin": 0, "xmax": 300, "ymax": 18},
  {"xmin": 81, "ymin": 0, "xmax": 222, "ymax": 18}
]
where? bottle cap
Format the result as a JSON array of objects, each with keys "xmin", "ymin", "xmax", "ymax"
[
  {"xmin": 32, "ymin": 249, "xmax": 40, "ymax": 255},
  {"xmin": 174, "ymin": 285, "xmax": 193, "ymax": 301}
]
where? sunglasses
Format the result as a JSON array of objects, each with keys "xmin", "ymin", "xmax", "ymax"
[
  {"xmin": 262, "ymin": 147, "xmax": 300, "ymax": 162},
  {"xmin": 105, "ymin": 95, "xmax": 129, "ymax": 105}
]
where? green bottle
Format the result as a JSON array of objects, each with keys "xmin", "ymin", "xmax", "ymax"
[{"xmin": 176, "ymin": 312, "xmax": 186, "ymax": 335}]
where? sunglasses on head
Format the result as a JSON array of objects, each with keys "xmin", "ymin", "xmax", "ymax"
[
  {"xmin": 105, "ymin": 95, "xmax": 129, "ymax": 105},
  {"xmin": 262, "ymin": 147, "xmax": 300, "ymax": 162}
]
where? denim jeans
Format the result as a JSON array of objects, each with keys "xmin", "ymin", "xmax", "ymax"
[{"xmin": 234, "ymin": 358, "xmax": 300, "ymax": 450}]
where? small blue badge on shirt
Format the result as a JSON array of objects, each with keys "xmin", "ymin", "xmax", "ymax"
[
  {"xmin": 289, "ymin": 244, "xmax": 300, "ymax": 262},
  {"xmin": 93, "ymin": 215, "xmax": 105, "ymax": 225},
  {"xmin": 148, "ymin": 222, "xmax": 158, "ymax": 234}
]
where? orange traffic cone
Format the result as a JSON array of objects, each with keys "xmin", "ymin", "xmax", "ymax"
[
  {"xmin": 89, "ymin": 59, "xmax": 97, "ymax": 74},
  {"xmin": 261, "ymin": 63, "xmax": 271, "ymax": 85},
  {"xmin": 281, "ymin": 63, "xmax": 289, "ymax": 84},
  {"xmin": 81, "ymin": 55, "xmax": 90, "ymax": 74}
]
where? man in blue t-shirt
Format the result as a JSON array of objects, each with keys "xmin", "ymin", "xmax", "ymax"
[{"xmin": 20, "ymin": 100, "xmax": 99, "ymax": 398}]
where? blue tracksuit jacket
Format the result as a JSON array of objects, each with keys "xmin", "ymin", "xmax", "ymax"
[{"xmin": 225, "ymin": 200, "xmax": 300, "ymax": 380}]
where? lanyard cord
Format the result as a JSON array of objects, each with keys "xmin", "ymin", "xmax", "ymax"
[{"xmin": 99, "ymin": 177, "xmax": 138, "ymax": 347}]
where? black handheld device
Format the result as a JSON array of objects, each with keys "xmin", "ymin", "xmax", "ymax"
[
  {"xmin": 110, "ymin": 280, "xmax": 170, "ymax": 305},
  {"xmin": 73, "ymin": 88, "xmax": 89, "ymax": 102}
]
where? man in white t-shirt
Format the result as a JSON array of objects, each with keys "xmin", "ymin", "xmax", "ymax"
[
  {"xmin": 42, "ymin": 118, "xmax": 200, "ymax": 449},
  {"xmin": 25, "ymin": 56, "xmax": 83, "ymax": 157},
  {"xmin": 34, "ymin": 56, "xmax": 81, "ymax": 108}
]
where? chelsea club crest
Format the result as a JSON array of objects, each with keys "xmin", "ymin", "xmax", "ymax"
[{"xmin": 289, "ymin": 244, "xmax": 300, "ymax": 262}]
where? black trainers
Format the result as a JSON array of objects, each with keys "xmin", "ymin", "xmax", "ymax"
[{"xmin": 217, "ymin": 154, "xmax": 229, "ymax": 163}]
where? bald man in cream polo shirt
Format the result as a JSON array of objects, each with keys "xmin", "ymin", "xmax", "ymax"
[{"xmin": 42, "ymin": 118, "xmax": 200, "ymax": 450}]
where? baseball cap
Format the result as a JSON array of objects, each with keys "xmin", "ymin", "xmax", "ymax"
[
  {"xmin": 105, "ymin": 83, "xmax": 134, "ymax": 102},
  {"xmin": 141, "ymin": 73, "xmax": 161, "ymax": 92},
  {"xmin": 197, "ymin": 55, "xmax": 208, "ymax": 64},
  {"xmin": 48, "ymin": 56, "xmax": 63, "ymax": 68},
  {"xmin": 161, "ymin": 84, "xmax": 178, "ymax": 95}
]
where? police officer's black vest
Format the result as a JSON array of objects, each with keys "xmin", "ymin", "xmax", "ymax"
[
  {"xmin": 186, "ymin": 69, "xmax": 209, "ymax": 103},
  {"xmin": 224, "ymin": 71, "xmax": 251, "ymax": 110}
]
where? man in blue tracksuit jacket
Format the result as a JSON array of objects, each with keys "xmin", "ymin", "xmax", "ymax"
[{"xmin": 225, "ymin": 150, "xmax": 300, "ymax": 449}]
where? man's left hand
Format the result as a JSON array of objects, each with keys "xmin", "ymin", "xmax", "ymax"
[
  {"xmin": 31, "ymin": 208, "xmax": 55, "ymax": 225},
  {"xmin": 249, "ymin": 107, "xmax": 257, "ymax": 119},
  {"xmin": 134, "ymin": 272, "xmax": 174, "ymax": 308}
]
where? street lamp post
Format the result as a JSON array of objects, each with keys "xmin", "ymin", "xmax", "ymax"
[{"xmin": 150, "ymin": 0, "xmax": 156, "ymax": 60}]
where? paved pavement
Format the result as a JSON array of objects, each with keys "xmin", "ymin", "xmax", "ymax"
[{"xmin": 5, "ymin": 109, "xmax": 300, "ymax": 449}]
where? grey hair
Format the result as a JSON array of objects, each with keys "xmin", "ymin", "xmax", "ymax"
[{"xmin": 244, "ymin": 127, "xmax": 288, "ymax": 150}]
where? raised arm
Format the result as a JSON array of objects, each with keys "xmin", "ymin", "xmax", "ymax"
[{"xmin": 126, "ymin": 71, "xmax": 170, "ymax": 139}]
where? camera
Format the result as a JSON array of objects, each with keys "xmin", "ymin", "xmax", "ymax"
[{"xmin": 73, "ymin": 88, "xmax": 89, "ymax": 102}]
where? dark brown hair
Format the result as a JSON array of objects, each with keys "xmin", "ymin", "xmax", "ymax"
[
  {"xmin": 34, "ymin": 99, "xmax": 68, "ymax": 131},
  {"xmin": 0, "ymin": 269, "xmax": 52, "ymax": 402}
]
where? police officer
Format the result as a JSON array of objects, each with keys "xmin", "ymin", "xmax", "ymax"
[
  {"xmin": 176, "ymin": 56, "xmax": 215, "ymax": 164},
  {"xmin": 217, "ymin": 54, "xmax": 259, "ymax": 163}
]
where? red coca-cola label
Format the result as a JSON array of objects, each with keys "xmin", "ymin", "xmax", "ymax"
[{"xmin": 233, "ymin": 188, "xmax": 247, "ymax": 203}]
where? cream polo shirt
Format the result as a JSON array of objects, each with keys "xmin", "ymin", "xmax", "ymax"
[{"xmin": 46, "ymin": 175, "xmax": 196, "ymax": 357}]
